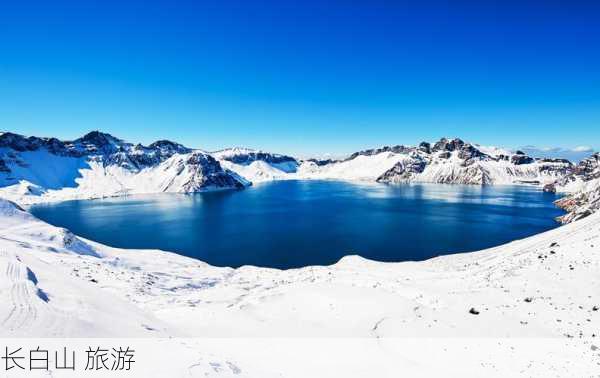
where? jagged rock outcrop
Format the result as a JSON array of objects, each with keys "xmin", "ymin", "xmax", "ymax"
[
  {"xmin": 511, "ymin": 152, "xmax": 535, "ymax": 165},
  {"xmin": 547, "ymin": 153, "xmax": 600, "ymax": 191},
  {"xmin": 432, "ymin": 137, "xmax": 465, "ymax": 152},
  {"xmin": 178, "ymin": 152, "xmax": 246, "ymax": 192},
  {"xmin": 548, "ymin": 152, "xmax": 600, "ymax": 223},
  {"xmin": 221, "ymin": 151, "xmax": 296, "ymax": 165},
  {"xmin": 212, "ymin": 147, "xmax": 297, "ymax": 166},
  {"xmin": 418, "ymin": 142, "xmax": 431, "ymax": 154},
  {"xmin": 148, "ymin": 140, "xmax": 192, "ymax": 155},
  {"xmin": 210, "ymin": 148, "xmax": 300, "ymax": 182},
  {"xmin": 555, "ymin": 186, "xmax": 600, "ymax": 224},
  {"xmin": 376, "ymin": 156, "xmax": 427, "ymax": 183},
  {"xmin": 344, "ymin": 145, "xmax": 412, "ymax": 161},
  {"xmin": 576, "ymin": 153, "xmax": 600, "ymax": 177},
  {"xmin": 457, "ymin": 143, "xmax": 486, "ymax": 163},
  {"xmin": 305, "ymin": 158, "xmax": 340, "ymax": 166}
]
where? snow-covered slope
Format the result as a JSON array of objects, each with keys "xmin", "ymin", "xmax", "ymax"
[
  {"xmin": 213, "ymin": 147, "xmax": 299, "ymax": 183},
  {"xmin": 0, "ymin": 199, "xmax": 175, "ymax": 337},
  {"xmin": 0, "ymin": 196, "xmax": 598, "ymax": 375},
  {"xmin": 0, "ymin": 131, "xmax": 247, "ymax": 204},
  {"xmin": 297, "ymin": 151, "xmax": 405, "ymax": 180}
]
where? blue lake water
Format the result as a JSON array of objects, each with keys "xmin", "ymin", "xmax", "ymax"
[{"xmin": 30, "ymin": 180, "xmax": 564, "ymax": 269}]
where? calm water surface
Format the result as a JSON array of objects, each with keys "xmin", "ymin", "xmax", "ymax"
[{"xmin": 30, "ymin": 181, "xmax": 564, "ymax": 269}]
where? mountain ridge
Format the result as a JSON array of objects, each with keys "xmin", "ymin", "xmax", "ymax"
[{"xmin": 1, "ymin": 131, "xmax": 599, "ymax": 223}]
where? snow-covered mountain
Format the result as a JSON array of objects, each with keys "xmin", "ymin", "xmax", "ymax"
[
  {"xmin": 212, "ymin": 137, "xmax": 600, "ymax": 226},
  {"xmin": 0, "ymin": 131, "xmax": 248, "ymax": 204},
  {"xmin": 292, "ymin": 137, "xmax": 573, "ymax": 185},
  {"xmin": 2, "ymin": 131, "xmax": 599, "ymax": 223}
]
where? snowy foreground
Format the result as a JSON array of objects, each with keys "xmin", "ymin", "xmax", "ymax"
[{"xmin": 0, "ymin": 198, "xmax": 599, "ymax": 376}]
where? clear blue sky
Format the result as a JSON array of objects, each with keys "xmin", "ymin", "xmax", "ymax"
[{"xmin": 1, "ymin": 1, "xmax": 599, "ymax": 156}]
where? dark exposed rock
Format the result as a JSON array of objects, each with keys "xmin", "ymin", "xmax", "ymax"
[
  {"xmin": 432, "ymin": 138, "xmax": 465, "ymax": 153},
  {"xmin": 553, "ymin": 153, "xmax": 598, "ymax": 188},
  {"xmin": 538, "ymin": 162, "xmax": 572, "ymax": 176},
  {"xmin": 418, "ymin": 142, "xmax": 431, "ymax": 154},
  {"xmin": 377, "ymin": 157, "xmax": 427, "ymax": 183},
  {"xmin": 511, "ymin": 154, "xmax": 535, "ymax": 165},
  {"xmin": 306, "ymin": 158, "xmax": 340, "ymax": 166},
  {"xmin": 469, "ymin": 307, "xmax": 480, "ymax": 315},
  {"xmin": 222, "ymin": 151, "xmax": 297, "ymax": 165},
  {"xmin": 345, "ymin": 145, "xmax": 412, "ymax": 161},
  {"xmin": 437, "ymin": 164, "xmax": 492, "ymax": 185},
  {"xmin": 458, "ymin": 144, "xmax": 488, "ymax": 166},
  {"xmin": 457, "ymin": 144, "xmax": 485, "ymax": 160},
  {"xmin": 180, "ymin": 152, "xmax": 246, "ymax": 191},
  {"xmin": 148, "ymin": 140, "xmax": 192, "ymax": 155},
  {"xmin": 573, "ymin": 153, "xmax": 600, "ymax": 179},
  {"xmin": 75, "ymin": 131, "xmax": 120, "ymax": 147},
  {"xmin": 0, "ymin": 132, "xmax": 50, "ymax": 152}
]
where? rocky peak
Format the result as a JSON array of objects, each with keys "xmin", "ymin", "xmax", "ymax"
[
  {"xmin": 511, "ymin": 153, "xmax": 535, "ymax": 165},
  {"xmin": 432, "ymin": 138, "xmax": 465, "ymax": 152},
  {"xmin": 148, "ymin": 140, "xmax": 191, "ymax": 154},
  {"xmin": 344, "ymin": 145, "xmax": 412, "ymax": 161},
  {"xmin": 0, "ymin": 132, "xmax": 72, "ymax": 155},
  {"xmin": 574, "ymin": 152, "xmax": 600, "ymax": 178},
  {"xmin": 457, "ymin": 143, "xmax": 487, "ymax": 162},
  {"xmin": 71, "ymin": 131, "xmax": 126, "ymax": 156},
  {"xmin": 543, "ymin": 152, "xmax": 597, "ymax": 193},
  {"xmin": 418, "ymin": 142, "xmax": 431, "ymax": 154},
  {"xmin": 178, "ymin": 152, "xmax": 246, "ymax": 191},
  {"xmin": 306, "ymin": 158, "xmax": 340, "ymax": 166},
  {"xmin": 217, "ymin": 149, "xmax": 298, "ymax": 165},
  {"xmin": 75, "ymin": 131, "xmax": 121, "ymax": 146},
  {"xmin": 0, "ymin": 132, "xmax": 41, "ymax": 151}
]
